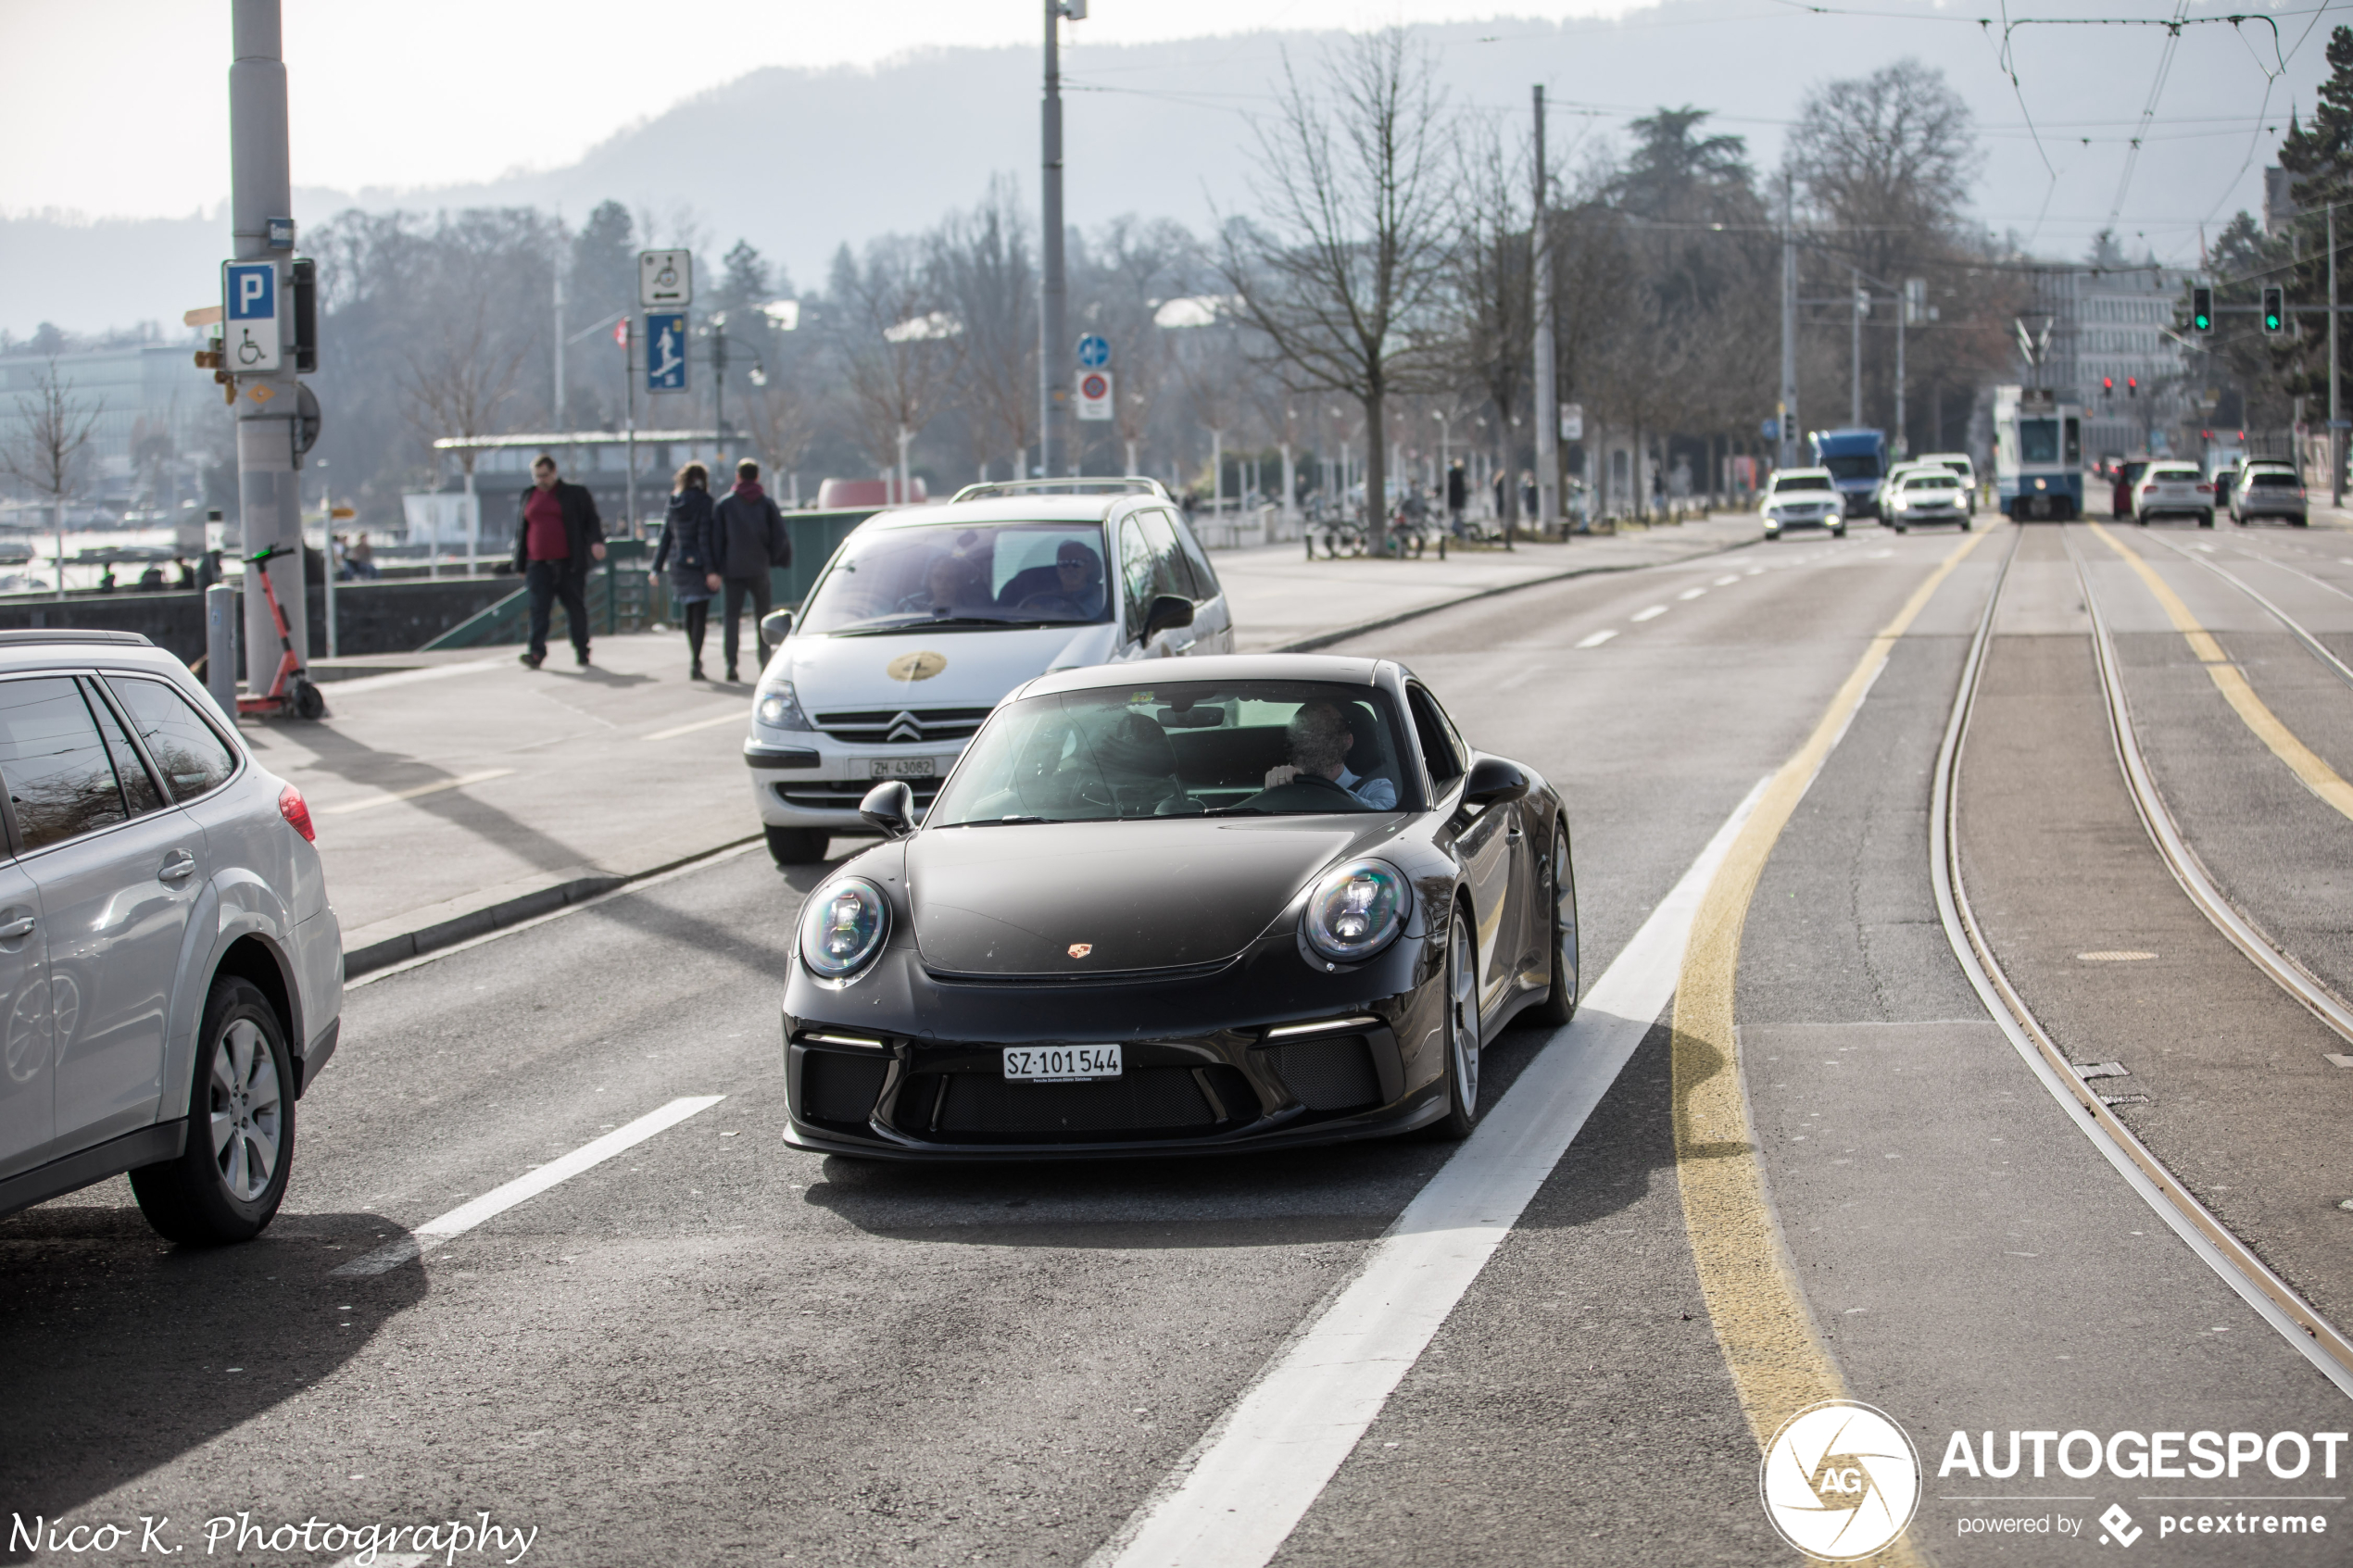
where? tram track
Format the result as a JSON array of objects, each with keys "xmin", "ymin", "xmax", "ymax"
[{"xmin": 1931, "ymin": 521, "xmax": 2353, "ymax": 1396}]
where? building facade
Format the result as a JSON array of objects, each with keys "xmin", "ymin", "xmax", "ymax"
[{"xmin": 2024, "ymin": 260, "xmax": 2194, "ymax": 459}]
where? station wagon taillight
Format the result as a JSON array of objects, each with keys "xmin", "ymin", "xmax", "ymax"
[{"xmin": 279, "ymin": 784, "xmax": 316, "ymax": 843}]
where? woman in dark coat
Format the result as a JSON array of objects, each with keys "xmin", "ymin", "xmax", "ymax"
[{"xmin": 652, "ymin": 462, "xmax": 723, "ymax": 679}]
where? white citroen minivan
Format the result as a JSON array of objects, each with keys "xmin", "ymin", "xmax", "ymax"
[{"xmin": 746, "ymin": 480, "xmax": 1236, "ymax": 863}]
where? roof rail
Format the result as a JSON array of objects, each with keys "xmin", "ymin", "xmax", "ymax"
[{"xmin": 948, "ymin": 476, "xmax": 1172, "ymax": 505}]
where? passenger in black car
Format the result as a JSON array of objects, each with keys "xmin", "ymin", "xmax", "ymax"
[{"xmin": 997, "ymin": 539, "xmax": 1106, "ymax": 619}]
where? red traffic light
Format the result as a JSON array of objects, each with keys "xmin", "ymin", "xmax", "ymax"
[
  {"xmin": 2103, "ymin": 377, "xmax": 2114, "ymax": 393},
  {"xmin": 2127, "ymin": 378, "xmax": 2138, "ymax": 395}
]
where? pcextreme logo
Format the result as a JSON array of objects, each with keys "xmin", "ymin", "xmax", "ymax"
[{"xmin": 1760, "ymin": 1399, "xmax": 1924, "ymax": 1561}]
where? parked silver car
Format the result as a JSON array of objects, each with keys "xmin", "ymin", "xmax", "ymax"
[
  {"xmin": 2230, "ymin": 461, "xmax": 2309, "ymax": 527},
  {"xmin": 0, "ymin": 632, "xmax": 341, "ymax": 1244}
]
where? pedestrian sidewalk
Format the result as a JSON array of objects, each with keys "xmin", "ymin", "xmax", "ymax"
[{"xmin": 274, "ymin": 510, "xmax": 1760, "ymax": 975}]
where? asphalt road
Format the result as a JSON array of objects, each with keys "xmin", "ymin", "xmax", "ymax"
[{"xmin": 4, "ymin": 519, "xmax": 2348, "ymax": 1567}]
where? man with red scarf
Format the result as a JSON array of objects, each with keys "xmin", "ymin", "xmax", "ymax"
[
  {"xmin": 711, "ymin": 458, "xmax": 792, "ymax": 682},
  {"xmin": 512, "ymin": 453, "xmax": 607, "ymax": 668}
]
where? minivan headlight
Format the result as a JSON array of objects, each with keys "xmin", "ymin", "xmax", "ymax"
[
  {"xmin": 758, "ymin": 682, "xmax": 813, "ymax": 732},
  {"xmin": 1302, "ymin": 859, "xmax": 1411, "ymax": 964},
  {"xmin": 799, "ymin": 878, "xmax": 888, "ymax": 977}
]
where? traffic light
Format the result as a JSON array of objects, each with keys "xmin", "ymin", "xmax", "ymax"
[
  {"xmin": 2103, "ymin": 377, "xmax": 2114, "ymax": 395},
  {"xmin": 2127, "ymin": 377, "xmax": 2138, "ymax": 396},
  {"xmin": 2192, "ymin": 285, "xmax": 2214, "ymax": 332},
  {"xmin": 2262, "ymin": 285, "xmax": 2284, "ymax": 333}
]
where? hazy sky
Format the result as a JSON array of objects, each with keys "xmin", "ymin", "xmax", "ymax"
[{"xmin": 2, "ymin": 1, "xmax": 1642, "ymax": 217}]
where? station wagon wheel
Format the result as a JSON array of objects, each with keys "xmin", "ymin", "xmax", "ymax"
[{"xmin": 128, "ymin": 976, "xmax": 295, "ymax": 1245}]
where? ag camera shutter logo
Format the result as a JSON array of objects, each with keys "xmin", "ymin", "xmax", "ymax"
[{"xmin": 1759, "ymin": 1399, "xmax": 1922, "ymax": 1561}]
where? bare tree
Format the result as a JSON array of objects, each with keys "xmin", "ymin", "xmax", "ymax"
[
  {"xmin": 1, "ymin": 358, "xmax": 103, "ymax": 598},
  {"xmin": 935, "ymin": 178, "xmax": 1038, "ymax": 482},
  {"xmin": 828, "ymin": 236, "xmax": 960, "ymax": 497},
  {"xmin": 1074, "ymin": 217, "xmax": 1202, "ymax": 477},
  {"xmin": 399, "ymin": 294, "xmax": 531, "ymax": 558},
  {"xmin": 1222, "ymin": 29, "xmax": 1458, "ymax": 551},
  {"xmin": 1451, "ymin": 117, "xmax": 1532, "ymax": 521}
]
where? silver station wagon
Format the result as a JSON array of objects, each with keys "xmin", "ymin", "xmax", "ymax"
[{"xmin": 0, "ymin": 632, "xmax": 342, "ymax": 1243}]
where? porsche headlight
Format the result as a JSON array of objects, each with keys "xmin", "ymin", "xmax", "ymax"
[
  {"xmin": 1302, "ymin": 859, "xmax": 1411, "ymax": 964},
  {"xmin": 799, "ymin": 878, "xmax": 888, "ymax": 977},
  {"xmin": 758, "ymin": 682, "xmax": 813, "ymax": 732}
]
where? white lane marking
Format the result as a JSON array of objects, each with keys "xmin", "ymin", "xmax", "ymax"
[
  {"xmin": 1496, "ymin": 661, "xmax": 1552, "ymax": 691},
  {"xmin": 643, "ymin": 709, "xmax": 750, "ymax": 742},
  {"xmin": 1678, "ymin": 587, "xmax": 1707, "ymax": 601},
  {"xmin": 1869, "ymin": 548, "xmax": 1895, "ymax": 558},
  {"xmin": 312, "ymin": 659, "xmax": 503, "ymax": 697},
  {"xmin": 1092, "ymin": 779, "xmax": 1771, "ymax": 1568},
  {"xmin": 318, "ymin": 769, "xmax": 515, "ymax": 815},
  {"xmin": 1572, "ymin": 629, "xmax": 1618, "ymax": 649},
  {"xmin": 1715, "ymin": 574, "xmax": 1741, "ymax": 586},
  {"xmin": 1630, "ymin": 605, "xmax": 1667, "ymax": 621},
  {"xmin": 331, "ymin": 1096, "xmax": 724, "ymax": 1275}
]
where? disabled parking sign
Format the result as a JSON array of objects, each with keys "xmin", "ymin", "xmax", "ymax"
[{"xmin": 221, "ymin": 261, "xmax": 281, "ymax": 372}]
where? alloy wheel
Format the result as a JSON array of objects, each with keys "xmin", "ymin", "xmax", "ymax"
[
  {"xmin": 1449, "ymin": 919, "xmax": 1479, "ymax": 1118},
  {"xmin": 209, "ymin": 1018, "xmax": 283, "ymax": 1203}
]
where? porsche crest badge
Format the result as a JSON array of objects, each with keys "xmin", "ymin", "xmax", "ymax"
[
  {"xmin": 887, "ymin": 650, "xmax": 948, "ymax": 682},
  {"xmin": 1067, "ymin": 943, "xmax": 1092, "ymax": 959}
]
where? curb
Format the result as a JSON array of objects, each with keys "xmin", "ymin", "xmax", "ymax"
[
  {"xmin": 1271, "ymin": 533, "xmax": 1758, "ymax": 654},
  {"xmin": 343, "ymin": 834, "xmax": 765, "ymax": 978}
]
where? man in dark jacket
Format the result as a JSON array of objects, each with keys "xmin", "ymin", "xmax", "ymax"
[
  {"xmin": 513, "ymin": 453, "xmax": 607, "ymax": 669},
  {"xmin": 711, "ymin": 458, "xmax": 791, "ymax": 681}
]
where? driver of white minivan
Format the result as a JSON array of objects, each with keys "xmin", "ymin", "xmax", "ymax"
[
  {"xmin": 1263, "ymin": 701, "xmax": 1397, "ymax": 808},
  {"xmin": 997, "ymin": 540, "xmax": 1105, "ymax": 618}
]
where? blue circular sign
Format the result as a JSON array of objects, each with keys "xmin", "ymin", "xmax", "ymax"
[{"xmin": 1076, "ymin": 333, "xmax": 1111, "ymax": 369}]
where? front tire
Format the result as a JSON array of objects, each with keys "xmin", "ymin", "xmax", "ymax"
[
  {"xmin": 765, "ymin": 826, "xmax": 828, "ymax": 866},
  {"xmin": 1426, "ymin": 912, "xmax": 1483, "ymax": 1140},
  {"xmin": 129, "ymin": 978, "xmax": 292, "ymax": 1246},
  {"xmin": 1524, "ymin": 820, "xmax": 1580, "ymax": 1027}
]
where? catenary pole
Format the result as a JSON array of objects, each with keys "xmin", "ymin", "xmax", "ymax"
[
  {"xmin": 1531, "ymin": 84, "xmax": 1559, "ymax": 537},
  {"xmin": 2333, "ymin": 203, "xmax": 2343, "ymax": 508},
  {"xmin": 230, "ymin": 0, "xmax": 307, "ymax": 691},
  {"xmin": 1779, "ymin": 175, "xmax": 1798, "ymax": 469},
  {"xmin": 1039, "ymin": 1, "xmax": 1069, "ymax": 479},
  {"xmin": 1850, "ymin": 266, "xmax": 1863, "ymax": 428},
  {"xmin": 554, "ymin": 256, "xmax": 566, "ymax": 434}
]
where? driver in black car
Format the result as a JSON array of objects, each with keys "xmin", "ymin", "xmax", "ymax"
[
  {"xmin": 997, "ymin": 539, "xmax": 1106, "ymax": 618},
  {"xmin": 1262, "ymin": 701, "xmax": 1397, "ymax": 809}
]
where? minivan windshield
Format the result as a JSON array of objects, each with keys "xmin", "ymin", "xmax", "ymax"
[
  {"xmin": 1819, "ymin": 454, "xmax": 1881, "ymax": 482},
  {"xmin": 1772, "ymin": 474, "xmax": 1832, "ymax": 495},
  {"xmin": 799, "ymin": 521, "xmax": 1114, "ymax": 635},
  {"xmin": 928, "ymin": 680, "xmax": 1414, "ymax": 824}
]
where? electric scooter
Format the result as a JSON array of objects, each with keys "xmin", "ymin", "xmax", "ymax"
[{"xmin": 236, "ymin": 544, "xmax": 326, "ymax": 721}]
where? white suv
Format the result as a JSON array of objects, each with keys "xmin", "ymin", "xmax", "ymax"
[
  {"xmin": 0, "ymin": 632, "xmax": 341, "ymax": 1244},
  {"xmin": 747, "ymin": 481, "xmax": 1236, "ymax": 863}
]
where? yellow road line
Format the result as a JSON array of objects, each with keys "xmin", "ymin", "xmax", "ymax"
[
  {"xmin": 2088, "ymin": 521, "xmax": 2353, "ymax": 822},
  {"xmin": 317, "ymin": 768, "xmax": 515, "ymax": 815},
  {"xmin": 1672, "ymin": 529, "xmax": 1988, "ymax": 1567}
]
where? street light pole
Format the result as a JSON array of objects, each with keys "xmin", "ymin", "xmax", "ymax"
[
  {"xmin": 229, "ymin": 0, "xmax": 306, "ymax": 691},
  {"xmin": 1038, "ymin": 1, "xmax": 1076, "ymax": 480},
  {"xmin": 1850, "ymin": 266, "xmax": 1863, "ymax": 428},
  {"xmin": 1531, "ymin": 84, "xmax": 1559, "ymax": 538},
  {"xmin": 2333, "ymin": 203, "xmax": 2343, "ymax": 508}
]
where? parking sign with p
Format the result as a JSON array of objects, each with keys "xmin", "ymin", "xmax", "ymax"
[{"xmin": 222, "ymin": 260, "xmax": 282, "ymax": 373}]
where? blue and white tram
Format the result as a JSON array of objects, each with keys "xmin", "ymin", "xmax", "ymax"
[{"xmin": 1994, "ymin": 385, "xmax": 2084, "ymax": 521}]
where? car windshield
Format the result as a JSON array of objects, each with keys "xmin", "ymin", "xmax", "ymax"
[
  {"xmin": 1905, "ymin": 475, "xmax": 1959, "ymax": 490},
  {"xmin": 799, "ymin": 521, "xmax": 1114, "ymax": 635},
  {"xmin": 927, "ymin": 679, "xmax": 1413, "ymax": 825},
  {"xmin": 1772, "ymin": 476, "xmax": 1831, "ymax": 495},
  {"xmin": 1819, "ymin": 455, "xmax": 1881, "ymax": 482}
]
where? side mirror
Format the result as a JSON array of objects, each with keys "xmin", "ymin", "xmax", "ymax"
[
  {"xmin": 1144, "ymin": 594, "xmax": 1194, "ymax": 641},
  {"xmin": 761, "ymin": 608, "xmax": 794, "ymax": 646},
  {"xmin": 859, "ymin": 779, "xmax": 914, "ymax": 838},
  {"xmin": 1460, "ymin": 756, "xmax": 1529, "ymax": 810}
]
